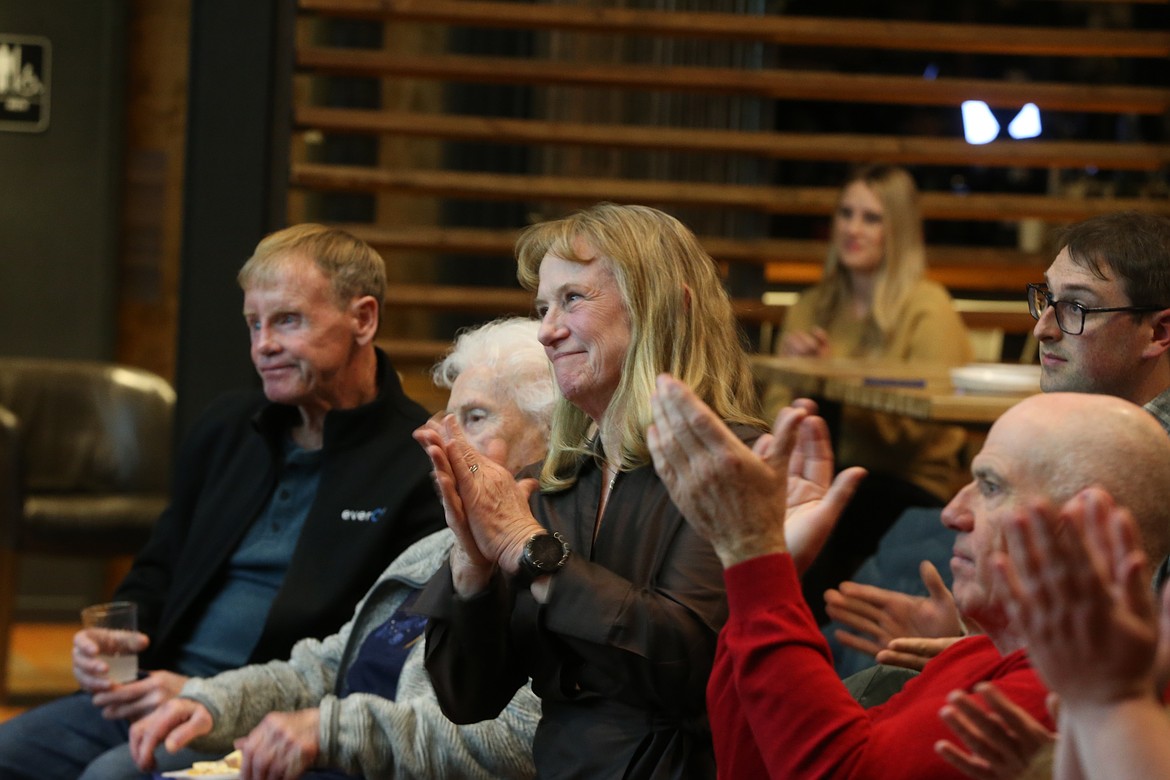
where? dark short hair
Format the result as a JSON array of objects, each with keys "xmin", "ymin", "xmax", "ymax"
[{"xmin": 1058, "ymin": 212, "xmax": 1170, "ymax": 307}]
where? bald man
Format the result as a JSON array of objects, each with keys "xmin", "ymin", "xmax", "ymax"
[{"xmin": 647, "ymin": 378, "xmax": 1170, "ymax": 780}]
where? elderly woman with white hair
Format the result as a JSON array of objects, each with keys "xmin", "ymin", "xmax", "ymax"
[{"xmin": 126, "ymin": 318, "xmax": 554, "ymax": 780}]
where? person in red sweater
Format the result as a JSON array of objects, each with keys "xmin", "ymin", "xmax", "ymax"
[{"xmin": 646, "ymin": 379, "xmax": 1170, "ymax": 780}]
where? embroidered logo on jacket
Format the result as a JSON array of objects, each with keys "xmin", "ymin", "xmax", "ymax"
[{"xmin": 340, "ymin": 507, "xmax": 386, "ymax": 523}]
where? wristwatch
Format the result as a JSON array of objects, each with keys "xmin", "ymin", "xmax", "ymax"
[{"xmin": 518, "ymin": 531, "xmax": 571, "ymax": 582}]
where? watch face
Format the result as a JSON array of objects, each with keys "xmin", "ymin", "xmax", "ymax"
[{"xmin": 525, "ymin": 533, "xmax": 568, "ymax": 572}]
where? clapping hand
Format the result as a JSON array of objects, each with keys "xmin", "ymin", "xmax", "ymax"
[
  {"xmin": 414, "ymin": 415, "xmax": 543, "ymax": 595},
  {"xmin": 935, "ymin": 682, "xmax": 1056, "ymax": 780},
  {"xmin": 997, "ymin": 489, "xmax": 1157, "ymax": 705},
  {"xmin": 826, "ymin": 560, "xmax": 965, "ymax": 668},
  {"xmin": 648, "ymin": 374, "xmax": 863, "ymax": 570}
]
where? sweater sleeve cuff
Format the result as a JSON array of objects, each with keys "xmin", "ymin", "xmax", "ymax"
[{"xmin": 723, "ymin": 552, "xmax": 801, "ymax": 618}]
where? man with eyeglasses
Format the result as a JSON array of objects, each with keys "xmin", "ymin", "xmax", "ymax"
[{"xmin": 1028, "ymin": 210, "xmax": 1170, "ymax": 429}]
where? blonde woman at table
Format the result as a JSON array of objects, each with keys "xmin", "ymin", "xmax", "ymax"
[{"xmin": 775, "ymin": 164, "xmax": 973, "ymax": 624}]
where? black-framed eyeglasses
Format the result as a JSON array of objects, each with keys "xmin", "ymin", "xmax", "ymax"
[{"xmin": 1026, "ymin": 283, "xmax": 1166, "ymax": 336}]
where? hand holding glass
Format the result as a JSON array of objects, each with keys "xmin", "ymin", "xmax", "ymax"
[{"xmin": 80, "ymin": 601, "xmax": 139, "ymax": 683}]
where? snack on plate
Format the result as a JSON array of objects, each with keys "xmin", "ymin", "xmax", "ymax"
[{"xmin": 187, "ymin": 750, "xmax": 242, "ymax": 775}]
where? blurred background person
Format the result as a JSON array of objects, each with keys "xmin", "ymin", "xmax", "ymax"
[
  {"xmin": 128, "ymin": 317, "xmax": 554, "ymax": 780},
  {"xmin": 775, "ymin": 164, "xmax": 973, "ymax": 623},
  {"xmin": 415, "ymin": 202, "xmax": 765, "ymax": 779}
]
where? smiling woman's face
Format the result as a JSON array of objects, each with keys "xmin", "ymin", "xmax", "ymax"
[{"xmin": 534, "ymin": 251, "xmax": 632, "ymax": 423}]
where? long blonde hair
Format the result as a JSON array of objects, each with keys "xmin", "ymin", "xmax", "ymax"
[
  {"xmin": 815, "ymin": 165, "xmax": 926, "ymax": 353},
  {"xmin": 516, "ymin": 203, "xmax": 764, "ymax": 491}
]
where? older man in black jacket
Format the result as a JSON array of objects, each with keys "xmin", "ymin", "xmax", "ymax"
[{"xmin": 0, "ymin": 224, "xmax": 444, "ymax": 779}]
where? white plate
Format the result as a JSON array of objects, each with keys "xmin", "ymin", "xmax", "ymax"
[{"xmin": 950, "ymin": 363, "xmax": 1041, "ymax": 394}]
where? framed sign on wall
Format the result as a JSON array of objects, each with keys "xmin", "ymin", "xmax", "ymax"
[{"xmin": 0, "ymin": 33, "xmax": 50, "ymax": 133}]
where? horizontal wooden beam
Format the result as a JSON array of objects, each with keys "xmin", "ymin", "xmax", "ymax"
[
  {"xmin": 298, "ymin": 0, "xmax": 1170, "ymax": 58},
  {"xmin": 776, "ymin": 265, "xmax": 1042, "ymax": 293},
  {"xmin": 338, "ymin": 224, "xmax": 1050, "ymax": 267},
  {"xmin": 763, "ymin": 263, "xmax": 1042, "ymax": 293},
  {"xmin": 295, "ymin": 108, "xmax": 1170, "ymax": 171},
  {"xmin": 338, "ymin": 225, "xmax": 1042, "ymax": 292},
  {"xmin": 293, "ymin": 165, "xmax": 1170, "ymax": 222},
  {"xmin": 385, "ymin": 284, "xmax": 532, "ymax": 314},
  {"xmin": 382, "ymin": 283, "xmax": 788, "ymax": 323},
  {"xmin": 296, "ymin": 49, "xmax": 1170, "ymax": 114}
]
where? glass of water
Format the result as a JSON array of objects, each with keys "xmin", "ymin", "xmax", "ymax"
[{"xmin": 80, "ymin": 601, "xmax": 139, "ymax": 683}]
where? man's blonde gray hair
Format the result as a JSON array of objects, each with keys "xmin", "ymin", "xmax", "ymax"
[{"xmin": 238, "ymin": 224, "xmax": 387, "ymax": 314}]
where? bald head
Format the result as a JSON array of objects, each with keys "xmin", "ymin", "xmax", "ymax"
[{"xmin": 993, "ymin": 392, "xmax": 1170, "ymax": 564}]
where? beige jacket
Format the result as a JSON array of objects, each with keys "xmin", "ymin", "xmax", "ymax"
[{"xmin": 775, "ymin": 278, "xmax": 973, "ymax": 500}]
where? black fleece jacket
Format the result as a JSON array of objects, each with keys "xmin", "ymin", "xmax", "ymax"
[{"xmin": 116, "ymin": 349, "xmax": 444, "ymax": 671}]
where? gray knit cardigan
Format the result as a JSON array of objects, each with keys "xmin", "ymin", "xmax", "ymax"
[{"xmin": 180, "ymin": 529, "xmax": 539, "ymax": 779}]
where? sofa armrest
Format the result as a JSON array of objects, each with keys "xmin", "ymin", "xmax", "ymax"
[{"xmin": 0, "ymin": 406, "xmax": 21, "ymax": 548}]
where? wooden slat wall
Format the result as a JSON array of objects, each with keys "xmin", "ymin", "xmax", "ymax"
[{"xmin": 290, "ymin": 0, "xmax": 1170, "ymax": 397}]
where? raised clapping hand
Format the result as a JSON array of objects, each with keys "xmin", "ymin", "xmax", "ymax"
[
  {"xmin": 414, "ymin": 415, "xmax": 543, "ymax": 596},
  {"xmin": 934, "ymin": 682, "xmax": 1056, "ymax": 780},
  {"xmin": 991, "ymin": 487, "xmax": 1170, "ymax": 780},
  {"xmin": 825, "ymin": 560, "xmax": 965, "ymax": 670},
  {"xmin": 876, "ymin": 636, "xmax": 966, "ymax": 673},
  {"xmin": 997, "ymin": 489, "xmax": 1157, "ymax": 706},
  {"xmin": 647, "ymin": 374, "xmax": 864, "ymax": 571}
]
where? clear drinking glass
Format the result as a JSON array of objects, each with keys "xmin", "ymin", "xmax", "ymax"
[{"xmin": 80, "ymin": 601, "xmax": 139, "ymax": 683}]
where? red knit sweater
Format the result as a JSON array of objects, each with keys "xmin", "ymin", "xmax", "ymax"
[{"xmin": 710, "ymin": 553, "xmax": 1054, "ymax": 779}]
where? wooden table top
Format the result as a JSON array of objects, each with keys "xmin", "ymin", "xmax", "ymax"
[{"xmin": 752, "ymin": 355, "xmax": 1037, "ymax": 426}]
